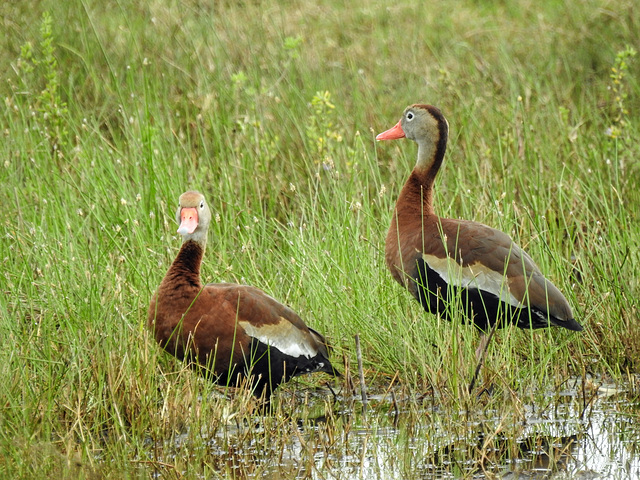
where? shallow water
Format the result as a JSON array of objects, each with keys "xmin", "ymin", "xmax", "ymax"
[
  {"xmin": 150, "ymin": 378, "xmax": 640, "ymax": 479},
  {"xmin": 341, "ymin": 385, "xmax": 639, "ymax": 479}
]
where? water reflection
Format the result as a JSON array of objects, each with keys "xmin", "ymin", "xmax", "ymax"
[
  {"xmin": 331, "ymin": 388, "xmax": 638, "ymax": 479},
  {"xmin": 148, "ymin": 379, "xmax": 640, "ymax": 479}
]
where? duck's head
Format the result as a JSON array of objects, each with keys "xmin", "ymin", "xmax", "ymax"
[
  {"xmin": 377, "ymin": 104, "xmax": 448, "ymax": 142},
  {"xmin": 176, "ymin": 190, "xmax": 211, "ymax": 245},
  {"xmin": 376, "ymin": 104, "xmax": 449, "ymax": 170}
]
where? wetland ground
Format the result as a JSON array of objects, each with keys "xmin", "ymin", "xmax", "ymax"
[{"xmin": 1, "ymin": 0, "xmax": 639, "ymax": 478}]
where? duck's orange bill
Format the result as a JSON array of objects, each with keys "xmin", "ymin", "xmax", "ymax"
[
  {"xmin": 177, "ymin": 207, "xmax": 198, "ymax": 235},
  {"xmin": 376, "ymin": 120, "xmax": 405, "ymax": 140}
]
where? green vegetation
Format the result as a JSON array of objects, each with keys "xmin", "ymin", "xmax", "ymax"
[{"xmin": 1, "ymin": 0, "xmax": 639, "ymax": 478}]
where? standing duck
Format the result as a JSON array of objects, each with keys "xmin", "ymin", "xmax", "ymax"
[
  {"xmin": 376, "ymin": 105, "xmax": 582, "ymax": 355},
  {"xmin": 148, "ymin": 190, "xmax": 340, "ymax": 400}
]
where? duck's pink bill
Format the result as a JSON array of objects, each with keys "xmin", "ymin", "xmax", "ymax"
[
  {"xmin": 177, "ymin": 207, "xmax": 198, "ymax": 235},
  {"xmin": 376, "ymin": 120, "xmax": 406, "ymax": 140}
]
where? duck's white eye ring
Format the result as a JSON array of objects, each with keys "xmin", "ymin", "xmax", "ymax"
[
  {"xmin": 199, "ymin": 201, "xmax": 205, "ymax": 209},
  {"xmin": 406, "ymin": 111, "xmax": 414, "ymax": 121}
]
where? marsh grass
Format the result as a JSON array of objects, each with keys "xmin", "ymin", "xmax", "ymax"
[{"xmin": 1, "ymin": 0, "xmax": 640, "ymax": 478}]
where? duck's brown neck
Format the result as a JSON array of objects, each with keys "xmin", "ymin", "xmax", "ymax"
[
  {"xmin": 395, "ymin": 162, "xmax": 441, "ymax": 218},
  {"xmin": 396, "ymin": 171, "xmax": 433, "ymax": 217},
  {"xmin": 161, "ymin": 240, "xmax": 204, "ymax": 290}
]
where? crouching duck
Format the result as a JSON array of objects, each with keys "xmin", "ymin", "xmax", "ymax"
[
  {"xmin": 148, "ymin": 190, "xmax": 340, "ymax": 400},
  {"xmin": 376, "ymin": 105, "xmax": 582, "ymax": 357}
]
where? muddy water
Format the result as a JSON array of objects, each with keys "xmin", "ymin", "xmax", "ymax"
[{"xmin": 151, "ymin": 379, "xmax": 640, "ymax": 479}]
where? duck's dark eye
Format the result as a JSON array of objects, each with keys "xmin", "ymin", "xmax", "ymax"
[
  {"xmin": 406, "ymin": 111, "xmax": 414, "ymax": 121},
  {"xmin": 199, "ymin": 201, "xmax": 205, "ymax": 209}
]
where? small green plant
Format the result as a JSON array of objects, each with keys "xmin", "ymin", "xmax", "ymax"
[
  {"xmin": 231, "ymin": 70, "xmax": 254, "ymax": 98},
  {"xmin": 14, "ymin": 11, "xmax": 68, "ymax": 156},
  {"xmin": 305, "ymin": 91, "xmax": 343, "ymax": 172},
  {"xmin": 605, "ymin": 45, "xmax": 636, "ymax": 140},
  {"xmin": 283, "ymin": 35, "xmax": 303, "ymax": 59}
]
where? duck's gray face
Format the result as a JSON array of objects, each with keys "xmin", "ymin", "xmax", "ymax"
[
  {"xmin": 377, "ymin": 104, "xmax": 447, "ymax": 144},
  {"xmin": 399, "ymin": 106, "xmax": 445, "ymax": 144},
  {"xmin": 175, "ymin": 190, "xmax": 211, "ymax": 241}
]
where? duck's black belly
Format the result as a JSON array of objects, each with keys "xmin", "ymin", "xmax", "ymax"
[{"xmin": 414, "ymin": 257, "xmax": 553, "ymax": 332}]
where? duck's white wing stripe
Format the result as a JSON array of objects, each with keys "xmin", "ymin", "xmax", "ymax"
[
  {"xmin": 239, "ymin": 319, "xmax": 318, "ymax": 358},
  {"xmin": 422, "ymin": 253, "xmax": 523, "ymax": 308}
]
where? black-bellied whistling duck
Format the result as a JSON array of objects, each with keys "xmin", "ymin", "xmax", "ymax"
[
  {"xmin": 376, "ymin": 105, "xmax": 582, "ymax": 356},
  {"xmin": 148, "ymin": 191, "xmax": 340, "ymax": 400}
]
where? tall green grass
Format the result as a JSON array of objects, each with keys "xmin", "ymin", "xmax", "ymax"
[{"xmin": 1, "ymin": 0, "xmax": 639, "ymax": 477}]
